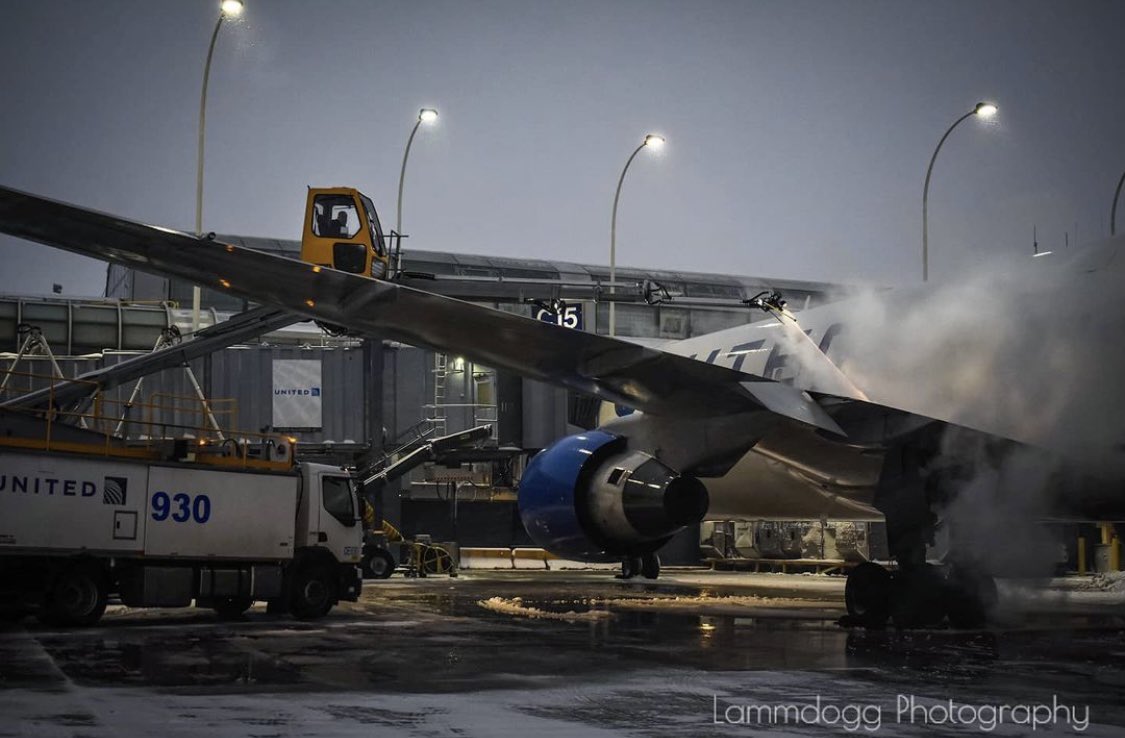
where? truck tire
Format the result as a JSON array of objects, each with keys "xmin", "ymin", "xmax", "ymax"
[
  {"xmin": 289, "ymin": 564, "xmax": 336, "ymax": 619},
  {"xmin": 212, "ymin": 596, "xmax": 254, "ymax": 620},
  {"xmin": 40, "ymin": 565, "xmax": 107, "ymax": 627},
  {"xmin": 362, "ymin": 548, "xmax": 396, "ymax": 580}
]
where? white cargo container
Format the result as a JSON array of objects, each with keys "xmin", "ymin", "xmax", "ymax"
[{"xmin": 0, "ymin": 448, "xmax": 363, "ymax": 626}]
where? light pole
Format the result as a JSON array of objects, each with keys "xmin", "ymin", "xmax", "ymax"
[
  {"xmin": 1111, "ymin": 170, "xmax": 1125, "ymax": 236},
  {"xmin": 396, "ymin": 108, "xmax": 438, "ymax": 237},
  {"xmin": 191, "ymin": 0, "xmax": 244, "ymax": 332},
  {"xmin": 921, "ymin": 101, "xmax": 997, "ymax": 282},
  {"xmin": 609, "ymin": 133, "xmax": 664, "ymax": 336}
]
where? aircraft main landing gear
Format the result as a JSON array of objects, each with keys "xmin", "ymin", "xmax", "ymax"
[
  {"xmin": 843, "ymin": 562, "xmax": 891, "ymax": 627},
  {"xmin": 843, "ymin": 561, "xmax": 996, "ymax": 629}
]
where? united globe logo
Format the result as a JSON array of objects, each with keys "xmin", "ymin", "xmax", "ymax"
[{"xmin": 103, "ymin": 476, "xmax": 127, "ymax": 506}]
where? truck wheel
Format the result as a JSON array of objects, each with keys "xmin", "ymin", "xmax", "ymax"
[
  {"xmin": 289, "ymin": 565, "xmax": 336, "ymax": 619},
  {"xmin": 362, "ymin": 548, "xmax": 396, "ymax": 580},
  {"xmin": 212, "ymin": 596, "xmax": 254, "ymax": 620},
  {"xmin": 41, "ymin": 566, "xmax": 107, "ymax": 627}
]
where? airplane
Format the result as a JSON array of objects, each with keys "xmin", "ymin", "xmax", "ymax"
[{"xmin": 1, "ymin": 184, "xmax": 1122, "ymax": 630}]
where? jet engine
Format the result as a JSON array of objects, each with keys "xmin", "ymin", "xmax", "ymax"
[{"xmin": 517, "ymin": 430, "xmax": 709, "ymax": 560}]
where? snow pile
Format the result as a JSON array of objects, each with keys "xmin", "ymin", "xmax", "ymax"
[
  {"xmin": 605, "ymin": 594, "xmax": 767, "ymax": 609},
  {"xmin": 1089, "ymin": 572, "xmax": 1125, "ymax": 593}
]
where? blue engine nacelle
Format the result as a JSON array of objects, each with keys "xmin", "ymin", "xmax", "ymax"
[{"xmin": 518, "ymin": 430, "xmax": 710, "ymax": 561}]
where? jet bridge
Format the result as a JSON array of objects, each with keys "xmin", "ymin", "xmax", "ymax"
[{"xmin": 2, "ymin": 304, "xmax": 297, "ymax": 412}]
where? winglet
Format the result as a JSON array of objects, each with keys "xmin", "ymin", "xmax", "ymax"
[{"xmin": 740, "ymin": 382, "xmax": 846, "ymax": 436}]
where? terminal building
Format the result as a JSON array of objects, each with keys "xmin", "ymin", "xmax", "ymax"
[{"xmin": 2, "ymin": 240, "xmax": 850, "ymax": 563}]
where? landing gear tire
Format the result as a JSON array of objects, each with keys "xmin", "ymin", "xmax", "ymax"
[
  {"xmin": 211, "ymin": 596, "xmax": 254, "ymax": 620},
  {"xmin": 619, "ymin": 556, "xmax": 643, "ymax": 580},
  {"xmin": 844, "ymin": 561, "xmax": 891, "ymax": 628},
  {"xmin": 945, "ymin": 566, "xmax": 997, "ymax": 629},
  {"xmin": 641, "ymin": 553, "xmax": 661, "ymax": 580},
  {"xmin": 289, "ymin": 565, "xmax": 336, "ymax": 620},
  {"xmin": 39, "ymin": 565, "xmax": 107, "ymax": 627},
  {"xmin": 362, "ymin": 548, "xmax": 396, "ymax": 580},
  {"xmin": 890, "ymin": 564, "xmax": 947, "ymax": 629}
]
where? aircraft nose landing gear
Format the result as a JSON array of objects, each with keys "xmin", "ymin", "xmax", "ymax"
[
  {"xmin": 618, "ymin": 553, "xmax": 661, "ymax": 580},
  {"xmin": 843, "ymin": 561, "xmax": 996, "ymax": 629}
]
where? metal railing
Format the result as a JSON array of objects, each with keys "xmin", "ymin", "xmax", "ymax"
[{"xmin": 0, "ymin": 368, "xmax": 293, "ymax": 470}]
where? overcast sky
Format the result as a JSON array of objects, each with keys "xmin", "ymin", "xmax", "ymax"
[{"xmin": 1, "ymin": 0, "xmax": 1122, "ymax": 297}]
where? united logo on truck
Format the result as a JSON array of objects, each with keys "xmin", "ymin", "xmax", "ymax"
[
  {"xmin": 103, "ymin": 476, "xmax": 127, "ymax": 505},
  {"xmin": 0, "ymin": 474, "xmax": 97, "ymax": 497}
]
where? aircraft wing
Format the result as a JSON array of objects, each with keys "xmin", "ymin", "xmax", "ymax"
[{"xmin": 0, "ymin": 186, "xmax": 842, "ymax": 432}]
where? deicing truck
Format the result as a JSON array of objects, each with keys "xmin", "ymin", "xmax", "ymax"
[{"xmin": 0, "ymin": 441, "xmax": 364, "ymax": 626}]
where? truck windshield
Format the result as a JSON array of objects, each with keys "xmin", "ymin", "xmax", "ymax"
[
  {"xmin": 359, "ymin": 193, "xmax": 387, "ymax": 257},
  {"xmin": 312, "ymin": 194, "xmax": 362, "ymax": 239},
  {"xmin": 322, "ymin": 476, "xmax": 356, "ymax": 527}
]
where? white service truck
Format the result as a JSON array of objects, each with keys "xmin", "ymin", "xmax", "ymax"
[{"xmin": 0, "ymin": 448, "xmax": 364, "ymax": 626}]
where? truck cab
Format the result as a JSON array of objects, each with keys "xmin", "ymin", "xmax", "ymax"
[
  {"xmin": 288, "ymin": 463, "xmax": 364, "ymax": 618},
  {"xmin": 300, "ymin": 187, "xmax": 391, "ymax": 279}
]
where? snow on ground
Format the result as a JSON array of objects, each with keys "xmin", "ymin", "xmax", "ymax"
[
  {"xmin": 995, "ymin": 576, "xmax": 1125, "ymax": 614},
  {"xmin": 3, "ymin": 666, "xmax": 1124, "ymax": 738},
  {"xmin": 1083, "ymin": 571, "xmax": 1125, "ymax": 593},
  {"xmin": 477, "ymin": 596, "xmax": 614, "ymax": 621}
]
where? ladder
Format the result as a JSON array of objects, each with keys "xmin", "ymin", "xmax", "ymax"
[{"xmin": 428, "ymin": 352, "xmax": 448, "ymax": 437}]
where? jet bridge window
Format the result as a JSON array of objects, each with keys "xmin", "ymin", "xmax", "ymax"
[
  {"xmin": 311, "ymin": 195, "xmax": 362, "ymax": 239},
  {"xmin": 321, "ymin": 476, "xmax": 356, "ymax": 527}
]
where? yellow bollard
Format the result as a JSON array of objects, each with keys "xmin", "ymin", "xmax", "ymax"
[
  {"xmin": 1077, "ymin": 537, "xmax": 1087, "ymax": 575},
  {"xmin": 1112, "ymin": 537, "xmax": 1121, "ymax": 572}
]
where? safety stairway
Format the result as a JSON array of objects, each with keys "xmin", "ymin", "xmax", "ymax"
[{"xmin": 358, "ymin": 423, "xmax": 493, "ymax": 496}]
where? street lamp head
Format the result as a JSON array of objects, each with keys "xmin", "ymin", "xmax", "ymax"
[
  {"xmin": 220, "ymin": 0, "xmax": 244, "ymax": 17},
  {"xmin": 418, "ymin": 108, "xmax": 439, "ymax": 124},
  {"xmin": 643, "ymin": 134, "xmax": 666, "ymax": 149},
  {"xmin": 974, "ymin": 102, "xmax": 998, "ymax": 119}
]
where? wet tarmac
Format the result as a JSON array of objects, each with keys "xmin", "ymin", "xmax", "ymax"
[{"xmin": 1, "ymin": 570, "xmax": 1124, "ymax": 736}]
